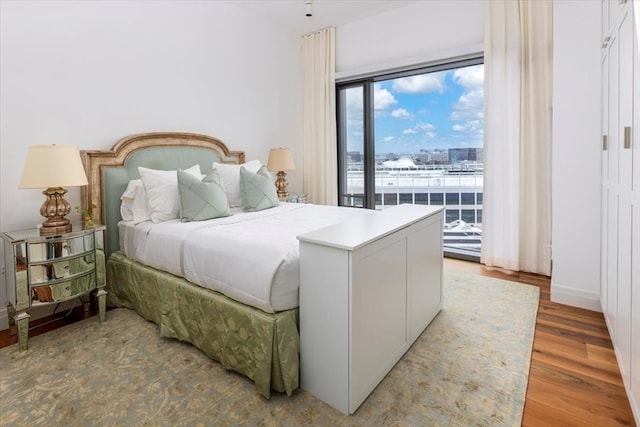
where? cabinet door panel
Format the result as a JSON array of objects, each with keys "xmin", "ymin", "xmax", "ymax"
[
  {"xmin": 607, "ymin": 191, "xmax": 618, "ymax": 337},
  {"xmin": 608, "ymin": 33, "xmax": 619, "ymax": 185},
  {"xmin": 600, "ymin": 184, "xmax": 608, "ymax": 311},
  {"xmin": 351, "ymin": 235, "xmax": 407, "ymax": 413},
  {"xmin": 601, "ymin": 51, "xmax": 609, "ymax": 180},
  {"xmin": 618, "ymin": 11, "xmax": 633, "ymax": 192},
  {"xmin": 298, "ymin": 243, "xmax": 350, "ymax": 415},
  {"xmin": 631, "ymin": 204, "xmax": 640, "ymax": 412},
  {"xmin": 617, "ymin": 203, "xmax": 632, "ymax": 382},
  {"xmin": 407, "ymin": 217, "xmax": 443, "ymax": 343}
]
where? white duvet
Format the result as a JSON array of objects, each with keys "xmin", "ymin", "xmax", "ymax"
[{"xmin": 118, "ymin": 203, "xmax": 372, "ymax": 312}]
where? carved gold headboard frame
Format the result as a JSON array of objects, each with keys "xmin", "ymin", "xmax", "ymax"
[{"xmin": 81, "ymin": 132, "xmax": 245, "ymax": 256}]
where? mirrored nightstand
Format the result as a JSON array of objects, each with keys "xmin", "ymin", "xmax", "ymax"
[{"xmin": 1, "ymin": 223, "xmax": 107, "ymax": 351}]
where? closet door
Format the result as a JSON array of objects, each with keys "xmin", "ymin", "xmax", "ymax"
[
  {"xmin": 606, "ymin": 27, "xmax": 619, "ymax": 339},
  {"xmin": 616, "ymin": 7, "xmax": 633, "ymax": 385},
  {"xmin": 600, "ymin": 45, "xmax": 609, "ymax": 312},
  {"xmin": 629, "ymin": 1, "xmax": 640, "ymax": 412}
]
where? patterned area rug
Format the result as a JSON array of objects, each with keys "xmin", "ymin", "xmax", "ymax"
[{"xmin": 0, "ymin": 271, "xmax": 539, "ymax": 427}]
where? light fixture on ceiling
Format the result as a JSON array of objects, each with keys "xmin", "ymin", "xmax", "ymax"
[{"xmin": 305, "ymin": 0, "xmax": 313, "ymax": 17}]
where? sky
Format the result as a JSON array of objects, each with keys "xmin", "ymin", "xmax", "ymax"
[{"xmin": 345, "ymin": 63, "xmax": 484, "ymax": 155}]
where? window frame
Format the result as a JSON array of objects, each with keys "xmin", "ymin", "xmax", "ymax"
[{"xmin": 336, "ymin": 55, "xmax": 484, "ymax": 210}]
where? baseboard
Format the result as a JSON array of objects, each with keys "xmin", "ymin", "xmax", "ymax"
[
  {"xmin": 630, "ymin": 389, "xmax": 640, "ymax": 427},
  {"xmin": 550, "ymin": 282, "xmax": 602, "ymax": 312}
]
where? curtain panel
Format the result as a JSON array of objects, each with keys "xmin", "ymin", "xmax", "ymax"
[
  {"xmin": 482, "ymin": 0, "xmax": 553, "ymax": 276},
  {"xmin": 301, "ymin": 27, "xmax": 337, "ymax": 206}
]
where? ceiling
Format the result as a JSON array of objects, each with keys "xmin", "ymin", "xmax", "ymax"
[{"xmin": 233, "ymin": 0, "xmax": 418, "ymax": 35}]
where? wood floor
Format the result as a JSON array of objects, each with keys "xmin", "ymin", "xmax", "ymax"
[
  {"xmin": 445, "ymin": 258, "xmax": 636, "ymax": 427},
  {"xmin": 1, "ymin": 258, "xmax": 636, "ymax": 426}
]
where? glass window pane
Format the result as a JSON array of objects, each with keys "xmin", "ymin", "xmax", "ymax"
[
  {"xmin": 430, "ymin": 193, "xmax": 443, "ymax": 205},
  {"xmin": 461, "ymin": 193, "xmax": 475, "ymax": 205},
  {"xmin": 384, "ymin": 193, "xmax": 398, "ymax": 206},
  {"xmin": 446, "ymin": 209, "xmax": 460, "ymax": 223},
  {"xmin": 338, "ymin": 85, "xmax": 364, "ymax": 208},
  {"xmin": 461, "ymin": 209, "xmax": 476, "ymax": 223},
  {"xmin": 415, "ymin": 193, "xmax": 429, "ymax": 205},
  {"xmin": 399, "ymin": 193, "xmax": 413, "ymax": 203},
  {"xmin": 446, "ymin": 193, "xmax": 460, "ymax": 205}
]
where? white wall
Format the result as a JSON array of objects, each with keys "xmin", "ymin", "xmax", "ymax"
[
  {"xmin": 0, "ymin": 0, "xmax": 302, "ymax": 328},
  {"xmin": 551, "ymin": 0, "xmax": 603, "ymax": 311},
  {"xmin": 336, "ymin": 0, "xmax": 485, "ymax": 75}
]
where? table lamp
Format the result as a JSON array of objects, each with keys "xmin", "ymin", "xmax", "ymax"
[
  {"xmin": 19, "ymin": 145, "xmax": 89, "ymax": 235},
  {"xmin": 267, "ymin": 148, "xmax": 296, "ymax": 200}
]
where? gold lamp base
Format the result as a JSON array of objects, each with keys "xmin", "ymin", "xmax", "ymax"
[
  {"xmin": 275, "ymin": 171, "xmax": 289, "ymax": 200},
  {"xmin": 39, "ymin": 187, "xmax": 72, "ymax": 235}
]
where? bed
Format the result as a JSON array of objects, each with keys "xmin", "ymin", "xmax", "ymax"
[
  {"xmin": 81, "ymin": 132, "xmax": 311, "ymax": 398},
  {"xmin": 81, "ymin": 132, "xmax": 444, "ymax": 412}
]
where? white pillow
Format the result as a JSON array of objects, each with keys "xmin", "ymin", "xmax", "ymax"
[
  {"xmin": 212, "ymin": 160, "xmax": 262, "ymax": 207},
  {"xmin": 138, "ymin": 165, "xmax": 202, "ymax": 223},
  {"xmin": 120, "ymin": 179, "xmax": 152, "ymax": 223},
  {"xmin": 120, "ymin": 181, "xmax": 137, "ymax": 221}
]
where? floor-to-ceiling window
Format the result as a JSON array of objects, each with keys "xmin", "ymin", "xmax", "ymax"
[{"xmin": 337, "ymin": 57, "xmax": 484, "ymax": 259}]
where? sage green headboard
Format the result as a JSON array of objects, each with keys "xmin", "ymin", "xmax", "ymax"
[{"xmin": 81, "ymin": 132, "xmax": 245, "ymax": 258}]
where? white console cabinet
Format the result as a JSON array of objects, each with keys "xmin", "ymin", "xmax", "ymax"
[{"xmin": 298, "ymin": 204, "xmax": 443, "ymax": 414}]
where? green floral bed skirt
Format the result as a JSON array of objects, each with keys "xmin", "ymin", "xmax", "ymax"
[{"xmin": 106, "ymin": 252, "xmax": 299, "ymax": 398}]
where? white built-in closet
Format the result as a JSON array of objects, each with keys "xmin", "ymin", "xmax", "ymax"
[{"xmin": 600, "ymin": 0, "xmax": 639, "ymax": 421}]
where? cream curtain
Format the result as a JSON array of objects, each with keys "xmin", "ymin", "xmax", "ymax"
[
  {"xmin": 301, "ymin": 27, "xmax": 337, "ymax": 205},
  {"xmin": 481, "ymin": 0, "xmax": 553, "ymax": 275}
]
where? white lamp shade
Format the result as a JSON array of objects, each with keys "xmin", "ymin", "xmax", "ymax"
[
  {"xmin": 267, "ymin": 148, "xmax": 296, "ymax": 171},
  {"xmin": 19, "ymin": 145, "xmax": 89, "ymax": 189}
]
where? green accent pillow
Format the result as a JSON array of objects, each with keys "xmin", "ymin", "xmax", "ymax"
[
  {"xmin": 239, "ymin": 165, "xmax": 280, "ymax": 212},
  {"xmin": 177, "ymin": 170, "xmax": 231, "ymax": 221}
]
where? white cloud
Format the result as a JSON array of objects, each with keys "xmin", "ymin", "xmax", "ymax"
[
  {"xmin": 374, "ymin": 84, "xmax": 397, "ymax": 111},
  {"xmin": 452, "ymin": 120, "xmax": 483, "ymax": 133},
  {"xmin": 401, "ymin": 122, "xmax": 437, "ymax": 139},
  {"xmin": 449, "ymin": 64, "xmax": 484, "ymax": 122},
  {"xmin": 391, "ymin": 108, "xmax": 414, "ymax": 119},
  {"xmin": 383, "ymin": 136, "xmax": 394, "ymax": 142},
  {"xmin": 415, "ymin": 122, "xmax": 435, "ymax": 132},
  {"xmin": 344, "ymin": 84, "xmax": 397, "ymax": 113},
  {"xmin": 453, "ymin": 64, "xmax": 484, "ymax": 90},
  {"xmin": 451, "ymin": 120, "xmax": 483, "ymax": 143},
  {"xmin": 450, "ymin": 89, "xmax": 484, "ymax": 121},
  {"xmin": 392, "ymin": 73, "xmax": 446, "ymax": 94},
  {"xmin": 345, "ymin": 87, "xmax": 362, "ymax": 110}
]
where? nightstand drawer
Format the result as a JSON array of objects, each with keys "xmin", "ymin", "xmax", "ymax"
[
  {"xmin": 31, "ymin": 271, "xmax": 97, "ymax": 304},
  {"xmin": 29, "ymin": 253, "xmax": 96, "ymax": 285},
  {"xmin": 27, "ymin": 233, "xmax": 95, "ymax": 263}
]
